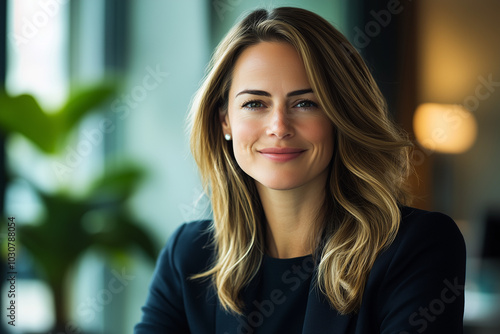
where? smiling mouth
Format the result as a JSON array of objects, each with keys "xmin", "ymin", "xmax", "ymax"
[{"xmin": 258, "ymin": 147, "xmax": 306, "ymax": 162}]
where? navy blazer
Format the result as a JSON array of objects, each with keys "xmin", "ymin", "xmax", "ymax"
[{"xmin": 135, "ymin": 207, "xmax": 466, "ymax": 333}]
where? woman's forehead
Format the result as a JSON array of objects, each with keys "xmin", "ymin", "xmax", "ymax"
[{"xmin": 230, "ymin": 42, "xmax": 311, "ymax": 97}]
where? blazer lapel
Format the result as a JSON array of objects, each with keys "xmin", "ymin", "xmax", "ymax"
[
  {"xmin": 215, "ymin": 304, "xmax": 242, "ymax": 334},
  {"xmin": 301, "ymin": 274, "xmax": 354, "ymax": 334},
  {"xmin": 215, "ymin": 269, "xmax": 263, "ymax": 334}
]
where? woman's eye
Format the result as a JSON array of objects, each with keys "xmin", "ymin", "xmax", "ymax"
[
  {"xmin": 295, "ymin": 100, "xmax": 318, "ymax": 109},
  {"xmin": 242, "ymin": 101, "xmax": 264, "ymax": 109}
]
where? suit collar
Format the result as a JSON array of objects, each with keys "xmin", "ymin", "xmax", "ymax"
[
  {"xmin": 301, "ymin": 280, "xmax": 353, "ymax": 333},
  {"xmin": 214, "ymin": 270, "xmax": 353, "ymax": 333}
]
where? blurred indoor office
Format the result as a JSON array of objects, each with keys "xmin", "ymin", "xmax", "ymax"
[{"xmin": 0, "ymin": 0, "xmax": 499, "ymax": 333}]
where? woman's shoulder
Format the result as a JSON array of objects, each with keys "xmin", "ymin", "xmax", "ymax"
[
  {"xmin": 159, "ymin": 219, "xmax": 214, "ymax": 275},
  {"xmin": 362, "ymin": 211, "xmax": 466, "ymax": 331},
  {"xmin": 170, "ymin": 219, "xmax": 213, "ymax": 247},
  {"xmin": 379, "ymin": 205, "xmax": 466, "ymax": 265},
  {"xmin": 397, "ymin": 206, "xmax": 464, "ymax": 244}
]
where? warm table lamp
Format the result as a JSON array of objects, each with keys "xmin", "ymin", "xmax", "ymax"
[{"xmin": 413, "ymin": 103, "xmax": 478, "ymax": 154}]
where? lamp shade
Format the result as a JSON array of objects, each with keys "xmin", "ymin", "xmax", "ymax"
[{"xmin": 413, "ymin": 103, "xmax": 477, "ymax": 154}]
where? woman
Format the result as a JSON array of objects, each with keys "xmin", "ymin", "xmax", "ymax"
[{"xmin": 135, "ymin": 7, "xmax": 466, "ymax": 334}]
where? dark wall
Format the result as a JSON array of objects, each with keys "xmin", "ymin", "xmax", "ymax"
[
  {"xmin": 348, "ymin": 0, "xmax": 418, "ymax": 121},
  {"xmin": 348, "ymin": 0, "xmax": 432, "ymax": 210}
]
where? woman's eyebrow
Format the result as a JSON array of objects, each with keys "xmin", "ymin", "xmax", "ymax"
[
  {"xmin": 287, "ymin": 88, "xmax": 313, "ymax": 97},
  {"xmin": 235, "ymin": 89, "xmax": 270, "ymax": 97},
  {"xmin": 235, "ymin": 88, "xmax": 313, "ymax": 98}
]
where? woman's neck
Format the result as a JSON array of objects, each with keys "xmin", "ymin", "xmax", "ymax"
[{"xmin": 256, "ymin": 174, "xmax": 327, "ymax": 259}]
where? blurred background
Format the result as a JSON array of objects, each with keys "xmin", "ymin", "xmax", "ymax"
[{"xmin": 0, "ymin": 0, "xmax": 498, "ymax": 333}]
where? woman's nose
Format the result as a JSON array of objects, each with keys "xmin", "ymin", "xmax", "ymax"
[{"xmin": 266, "ymin": 104, "xmax": 294, "ymax": 139}]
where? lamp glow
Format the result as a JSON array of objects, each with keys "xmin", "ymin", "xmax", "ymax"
[{"xmin": 413, "ymin": 103, "xmax": 477, "ymax": 154}]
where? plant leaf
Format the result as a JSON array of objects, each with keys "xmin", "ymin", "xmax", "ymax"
[
  {"xmin": 0, "ymin": 90, "xmax": 58, "ymax": 153},
  {"xmin": 88, "ymin": 165, "xmax": 144, "ymax": 201},
  {"xmin": 90, "ymin": 211, "xmax": 158, "ymax": 261},
  {"xmin": 56, "ymin": 83, "xmax": 116, "ymax": 136}
]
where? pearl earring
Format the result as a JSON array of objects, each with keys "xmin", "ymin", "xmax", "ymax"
[{"xmin": 224, "ymin": 134, "xmax": 232, "ymax": 141}]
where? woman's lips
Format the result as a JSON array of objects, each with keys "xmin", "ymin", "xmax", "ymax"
[{"xmin": 258, "ymin": 147, "xmax": 306, "ymax": 162}]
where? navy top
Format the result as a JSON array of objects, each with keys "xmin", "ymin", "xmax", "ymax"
[
  {"xmin": 135, "ymin": 207, "xmax": 466, "ymax": 333},
  {"xmin": 244, "ymin": 255, "xmax": 313, "ymax": 333}
]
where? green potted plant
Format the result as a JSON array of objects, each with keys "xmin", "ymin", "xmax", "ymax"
[{"xmin": 0, "ymin": 86, "xmax": 157, "ymax": 333}]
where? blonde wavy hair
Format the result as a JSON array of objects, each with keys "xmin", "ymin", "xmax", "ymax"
[{"xmin": 189, "ymin": 7, "xmax": 412, "ymax": 314}]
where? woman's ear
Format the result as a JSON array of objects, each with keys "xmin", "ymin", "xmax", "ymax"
[{"xmin": 219, "ymin": 108, "xmax": 231, "ymax": 135}]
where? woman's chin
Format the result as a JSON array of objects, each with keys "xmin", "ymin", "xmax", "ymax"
[{"xmin": 255, "ymin": 179, "xmax": 303, "ymax": 192}]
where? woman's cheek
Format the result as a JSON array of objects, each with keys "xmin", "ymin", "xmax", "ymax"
[{"xmin": 231, "ymin": 120, "xmax": 262, "ymax": 166}]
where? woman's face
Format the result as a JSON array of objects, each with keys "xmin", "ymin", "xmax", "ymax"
[{"xmin": 221, "ymin": 41, "xmax": 334, "ymax": 191}]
